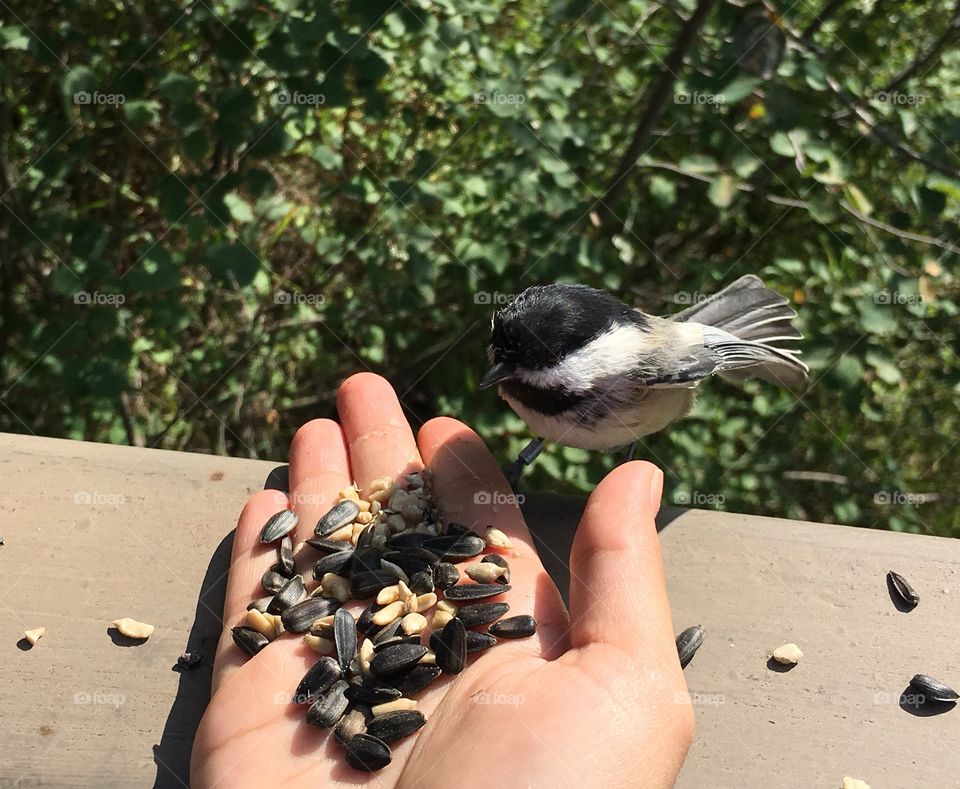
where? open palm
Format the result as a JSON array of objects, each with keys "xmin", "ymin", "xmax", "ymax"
[{"xmin": 192, "ymin": 373, "xmax": 694, "ymax": 788}]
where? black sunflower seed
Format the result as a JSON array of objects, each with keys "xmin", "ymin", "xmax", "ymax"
[
  {"xmin": 262, "ymin": 566, "xmax": 288, "ymax": 594},
  {"xmin": 408, "ymin": 570, "xmax": 435, "ymax": 595},
  {"xmin": 444, "ymin": 523, "xmax": 479, "ymax": 538},
  {"xmin": 346, "ymin": 679, "xmax": 402, "ymax": 705},
  {"xmin": 357, "ymin": 603, "xmax": 386, "ymax": 636},
  {"xmin": 888, "ymin": 570, "xmax": 920, "ymax": 608},
  {"xmin": 372, "ymin": 619, "xmax": 403, "ymax": 645},
  {"xmin": 281, "ymin": 596, "xmax": 342, "ymax": 633},
  {"xmin": 481, "ymin": 553, "xmax": 511, "ymax": 583},
  {"xmin": 306, "ymin": 537, "xmax": 352, "ymax": 554},
  {"xmin": 260, "ymin": 509, "xmax": 299, "ymax": 543},
  {"xmin": 466, "ymin": 631, "xmax": 497, "ymax": 653},
  {"xmin": 366, "ymin": 710, "xmax": 427, "ymax": 743},
  {"xmin": 456, "ymin": 602, "xmax": 510, "ymax": 629},
  {"xmin": 353, "ymin": 546, "xmax": 383, "ymax": 574},
  {"xmin": 373, "ymin": 635, "xmax": 421, "ymax": 652},
  {"xmin": 334, "ymin": 608, "xmax": 357, "ymax": 673},
  {"xmin": 488, "ymin": 615, "xmax": 537, "ymax": 639},
  {"xmin": 267, "ymin": 574, "xmax": 306, "ymax": 614},
  {"xmin": 247, "ymin": 596, "xmax": 273, "ymax": 613},
  {"xmin": 313, "ymin": 549, "xmax": 355, "ymax": 579},
  {"xmin": 381, "ymin": 555, "xmax": 432, "ymax": 578},
  {"xmin": 334, "ymin": 704, "xmax": 372, "ymax": 745},
  {"xmin": 444, "ymin": 583, "xmax": 511, "ymax": 601},
  {"xmin": 345, "ymin": 733, "xmax": 392, "ymax": 772},
  {"xmin": 351, "ymin": 570, "xmax": 402, "ymax": 598},
  {"xmin": 176, "ymin": 651, "xmax": 202, "ymax": 669},
  {"xmin": 676, "ymin": 625, "xmax": 704, "ymax": 669},
  {"xmin": 369, "ymin": 643, "xmax": 429, "ymax": 677},
  {"xmin": 432, "ymin": 563, "xmax": 460, "ymax": 591},
  {"xmin": 315, "ymin": 500, "xmax": 361, "ymax": 537},
  {"xmin": 232, "ymin": 626, "xmax": 269, "ymax": 657},
  {"xmin": 295, "ymin": 656, "xmax": 342, "ymax": 704},
  {"xmin": 435, "ymin": 617, "xmax": 467, "ymax": 675},
  {"xmin": 423, "ymin": 535, "xmax": 485, "ymax": 562},
  {"xmin": 909, "ymin": 674, "xmax": 959, "ymax": 703},
  {"xmin": 390, "ymin": 665, "xmax": 441, "ymax": 696},
  {"xmin": 306, "ymin": 679, "xmax": 350, "ymax": 727},
  {"xmin": 385, "ymin": 533, "xmax": 433, "ymax": 550},
  {"xmin": 356, "ymin": 523, "xmax": 376, "ymax": 549},
  {"xmin": 279, "ymin": 535, "xmax": 295, "ymax": 576}
]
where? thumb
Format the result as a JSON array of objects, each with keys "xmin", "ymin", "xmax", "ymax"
[{"xmin": 567, "ymin": 461, "xmax": 676, "ymax": 663}]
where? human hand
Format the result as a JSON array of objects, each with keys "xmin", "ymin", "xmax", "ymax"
[{"xmin": 191, "ymin": 373, "xmax": 694, "ymax": 788}]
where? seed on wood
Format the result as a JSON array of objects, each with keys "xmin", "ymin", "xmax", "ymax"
[
  {"xmin": 887, "ymin": 570, "xmax": 920, "ymax": 608},
  {"xmin": 444, "ymin": 583, "xmax": 511, "ymax": 601},
  {"xmin": 432, "ymin": 610, "xmax": 454, "ymax": 629},
  {"xmin": 306, "ymin": 537, "xmax": 352, "ymax": 554},
  {"xmin": 456, "ymin": 602, "xmax": 510, "ymax": 629},
  {"xmin": 465, "ymin": 631, "xmax": 497, "ymax": 653},
  {"xmin": 435, "ymin": 617, "xmax": 467, "ymax": 675},
  {"xmin": 313, "ymin": 549, "xmax": 355, "ymax": 579},
  {"xmin": 366, "ymin": 710, "xmax": 427, "ymax": 743},
  {"xmin": 260, "ymin": 509, "xmax": 299, "ymax": 543},
  {"xmin": 281, "ymin": 596, "xmax": 342, "ymax": 633},
  {"xmin": 315, "ymin": 500, "xmax": 361, "ymax": 537},
  {"xmin": 401, "ymin": 613, "xmax": 428, "ymax": 635},
  {"xmin": 334, "ymin": 704, "xmax": 372, "ymax": 745},
  {"xmin": 334, "ymin": 608, "xmax": 357, "ymax": 672},
  {"xmin": 306, "ymin": 679, "xmax": 350, "ymax": 728},
  {"xmin": 244, "ymin": 609, "xmax": 276, "ymax": 640},
  {"xmin": 771, "ymin": 643, "xmax": 803, "ymax": 665},
  {"xmin": 484, "ymin": 526, "xmax": 513, "ymax": 551},
  {"xmin": 408, "ymin": 571, "xmax": 435, "ymax": 595},
  {"xmin": 232, "ymin": 626, "xmax": 269, "ymax": 657},
  {"xmin": 346, "ymin": 679, "xmax": 402, "ymax": 705},
  {"xmin": 268, "ymin": 574, "xmax": 306, "ymax": 614},
  {"xmin": 909, "ymin": 674, "xmax": 959, "ymax": 703},
  {"xmin": 433, "ymin": 562, "xmax": 460, "ymax": 591},
  {"xmin": 676, "ymin": 625, "xmax": 704, "ymax": 669},
  {"xmin": 377, "ymin": 585, "xmax": 401, "ymax": 605},
  {"xmin": 488, "ymin": 615, "xmax": 537, "ymax": 639},
  {"xmin": 391, "ymin": 665, "xmax": 441, "ymax": 696},
  {"xmin": 370, "ymin": 600, "xmax": 405, "ymax": 627},
  {"xmin": 465, "ymin": 563, "xmax": 506, "ymax": 584},
  {"xmin": 423, "ymin": 535, "xmax": 485, "ymax": 562},
  {"xmin": 278, "ymin": 535, "xmax": 295, "ymax": 576},
  {"xmin": 247, "ymin": 596, "xmax": 273, "ymax": 613},
  {"xmin": 345, "ymin": 733, "xmax": 392, "ymax": 772},
  {"xmin": 371, "ymin": 697, "xmax": 417, "ymax": 716},
  {"xmin": 176, "ymin": 651, "xmax": 201, "ymax": 669},
  {"xmin": 296, "ymin": 656, "xmax": 342, "ymax": 704},
  {"xmin": 112, "ymin": 617, "xmax": 155, "ymax": 640},
  {"xmin": 303, "ymin": 634, "xmax": 335, "ymax": 653},
  {"xmin": 262, "ymin": 567, "xmax": 288, "ymax": 594},
  {"xmin": 23, "ymin": 627, "xmax": 45, "ymax": 646},
  {"xmin": 370, "ymin": 643, "xmax": 428, "ymax": 677}
]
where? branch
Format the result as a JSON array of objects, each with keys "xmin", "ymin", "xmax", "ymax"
[
  {"xmin": 880, "ymin": 1, "xmax": 960, "ymax": 94},
  {"xmin": 838, "ymin": 201, "xmax": 960, "ymax": 255},
  {"xmin": 800, "ymin": 0, "xmax": 847, "ymax": 40},
  {"xmin": 599, "ymin": 0, "xmax": 719, "ymax": 223}
]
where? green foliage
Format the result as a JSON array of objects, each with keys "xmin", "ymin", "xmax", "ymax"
[{"xmin": 2, "ymin": 0, "xmax": 959, "ymax": 535}]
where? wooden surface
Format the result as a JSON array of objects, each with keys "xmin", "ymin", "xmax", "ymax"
[{"xmin": 2, "ymin": 432, "xmax": 959, "ymax": 788}]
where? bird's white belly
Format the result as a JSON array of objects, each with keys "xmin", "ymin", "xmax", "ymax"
[{"xmin": 501, "ymin": 388, "xmax": 696, "ymax": 450}]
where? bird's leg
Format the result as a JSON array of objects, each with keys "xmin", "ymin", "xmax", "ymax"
[
  {"xmin": 620, "ymin": 440, "xmax": 639, "ymax": 463},
  {"xmin": 503, "ymin": 438, "xmax": 544, "ymax": 490}
]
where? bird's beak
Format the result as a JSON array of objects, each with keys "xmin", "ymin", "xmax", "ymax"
[{"xmin": 479, "ymin": 362, "xmax": 513, "ymax": 390}]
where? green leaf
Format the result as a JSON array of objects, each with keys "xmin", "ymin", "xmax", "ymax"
[
  {"xmin": 203, "ymin": 242, "xmax": 262, "ymax": 287},
  {"xmin": 223, "ymin": 193, "xmax": 255, "ymax": 223},
  {"xmin": 708, "ymin": 174, "xmax": 738, "ymax": 208},
  {"xmin": 123, "ymin": 100, "xmax": 161, "ymax": 127},
  {"xmin": 156, "ymin": 72, "xmax": 197, "ymax": 103}
]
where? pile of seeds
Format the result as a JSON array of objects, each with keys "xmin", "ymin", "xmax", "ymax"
[{"xmin": 235, "ymin": 470, "xmax": 537, "ymax": 773}]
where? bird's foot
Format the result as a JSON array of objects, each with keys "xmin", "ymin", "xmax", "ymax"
[{"xmin": 502, "ymin": 438, "xmax": 544, "ymax": 492}]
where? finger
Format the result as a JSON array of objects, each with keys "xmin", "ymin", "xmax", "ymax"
[
  {"xmin": 288, "ymin": 418, "xmax": 351, "ymax": 544},
  {"xmin": 337, "ymin": 372, "xmax": 422, "ymax": 493},
  {"xmin": 567, "ymin": 461, "xmax": 676, "ymax": 662},
  {"xmin": 417, "ymin": 416, "xmax": 569, "ymax": 658},
  {"xmin": 212, "ymin": 488, "xmax": 291, "ymax": 693}
]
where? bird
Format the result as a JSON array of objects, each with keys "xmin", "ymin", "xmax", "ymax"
[{"xmin": 479, "ymin": 275, "xmax": 807, "ymax": 485}]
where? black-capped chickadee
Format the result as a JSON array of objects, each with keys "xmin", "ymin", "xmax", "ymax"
[{"xmin": 480, "ymin": 275, "xmax": 807, "ymax": 482}]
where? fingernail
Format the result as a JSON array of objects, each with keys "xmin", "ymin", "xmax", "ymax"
[{"xmin": 648, "ymin": 468, "xmax": 664, "ymax": 512}]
